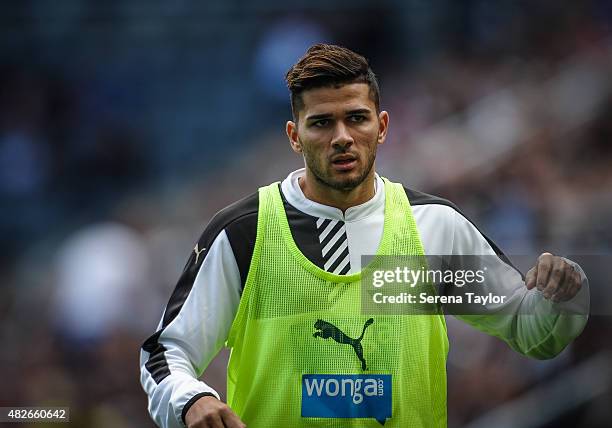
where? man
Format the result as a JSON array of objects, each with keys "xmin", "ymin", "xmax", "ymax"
[{"xmin": 140, "ymin": 44, "xmax": 589, "ymax": 428}]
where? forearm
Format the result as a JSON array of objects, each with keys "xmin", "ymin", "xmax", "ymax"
[
  {"xmin": 455, "ymin": 261, "xmax": 589, "ymax": 359},
  {"xmin": 140, "ymin": 229, "xmax": 242, "ymax": 427}
]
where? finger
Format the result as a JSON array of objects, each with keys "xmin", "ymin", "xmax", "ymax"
[
  {"xmin": 220, "ymin": 407, "xmax": 247, "ymax": 428},
  {"xmin": 536, "ymin": 253, "xmax": 553, "ymax": 291},
  {"xmin": 571, "ymin": 270, "xmax": 583, "ymax": 297},
  {"xmin": 525, "ymin": 266, "xmax": 537, "ymax": 290},
  {"xmin": 543, "ymin": 257, "xmax": 565, "ymax": 299},
  {"xmin": 574, "ymin": 270, "xmax": 583, "ymax": 292},
  {"xmin": 555, "ymin": 270, "xmax": 582, "ymax": 302},
  {"xmin": 551, "ymin": 268, "xmax": 570, "ymax": 302}
]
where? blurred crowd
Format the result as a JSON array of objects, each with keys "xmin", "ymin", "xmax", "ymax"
[{"xmin": 1, "ymin": 1, "xmax": 611, "ymax": 427}]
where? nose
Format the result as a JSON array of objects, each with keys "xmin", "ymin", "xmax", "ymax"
[{"xmin": 331, "ymin": 121, "xmax": 354, "ymax": 150}]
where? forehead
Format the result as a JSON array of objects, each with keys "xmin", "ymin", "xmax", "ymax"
[{"xmin": 300, "ymin": 83, "xmax": 375, "ymax": 116}]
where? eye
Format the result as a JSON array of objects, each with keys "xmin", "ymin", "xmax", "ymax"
[
  {"xmin": 349, "ymin": 115, "xmax": 366, "ymax": 123},
  {"xmin": 312, "ymin": 119, "xmax": 330, "ymax": 128}
]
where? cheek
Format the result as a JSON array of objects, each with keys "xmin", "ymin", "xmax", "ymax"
[
  {"xmin": 354, "ymin": 124, "xmax": 380, "ymax": 140},
  {"xmin": 302, "ymin": 128, "xmax": 331, "ymax": 143},
  {"xmin": 300, "ymin": 134, "xmax": 330, "ymax": 153},
  {"xmin": 354, "ymin": 133, "xmax": 379, "ymax": 152}
]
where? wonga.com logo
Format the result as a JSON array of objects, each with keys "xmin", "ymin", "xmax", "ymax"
[{"xmin": 301, "ymin": 374, "xmax": 392, "ymax": 425}]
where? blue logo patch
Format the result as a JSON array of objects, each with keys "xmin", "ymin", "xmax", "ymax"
[{"xmin": 301, "ymin": 374, "xmax": 392, "ymax": 425}]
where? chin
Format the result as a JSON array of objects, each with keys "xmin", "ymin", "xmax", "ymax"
[{"xmin": 328, "ymin": 174, "xmax": 365, "ymax": 191}]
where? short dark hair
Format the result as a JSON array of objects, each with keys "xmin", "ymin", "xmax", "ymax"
[{"xmin": 285, "ymin": 43, "xmax": 380, "ymax": 120}]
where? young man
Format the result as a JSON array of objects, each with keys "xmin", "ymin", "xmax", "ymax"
[{"xmin": 140, "ymin": 44, "xmax": 589, "ymax": 428}]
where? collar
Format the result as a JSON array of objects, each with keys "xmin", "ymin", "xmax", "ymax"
[{"xmin": 280, "ymin": 168, "xmax": 385, "ymax": 222}]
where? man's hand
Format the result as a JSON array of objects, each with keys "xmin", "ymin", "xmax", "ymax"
[
  {"xmin": 185, "ymin": 396, "xmax": 246, "ymax": 428},
  {"xmin": 525, "ymin": 253, "xmax": 582, "ymax": 302}
]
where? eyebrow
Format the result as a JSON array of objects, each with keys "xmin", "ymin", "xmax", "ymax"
[
  {"xmin": 346, "ymin": 108, "xmax": 372, "ymax": 115},
  {"xmin": 305, "ymin": 113, "xmax": 333, "ymax": 121},
  {"xmin": 305, "ymin": 108, "xmax": 373, "ymax": 122}
]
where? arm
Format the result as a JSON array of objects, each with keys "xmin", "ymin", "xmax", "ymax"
[
  {"xmin": 449, "ymin": 211, "xmax": 589, "ymax": 359},
  {"xmin": 139, "ymin": 229, "xmax": 242, "ymax": 427}
]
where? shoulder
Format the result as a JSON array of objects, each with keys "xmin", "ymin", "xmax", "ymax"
[
  {"xmin": 399, "ymin": 184, "xmax": 478, "ymax": 238},
  {"xmin": 395, "ymin": 181, "xmax": 478, "ymax": 239},
  {"xmin": 399, "ymin": 183, "xmax": 516, "ymax": 267},
  {"xmin": 399, "ymin": 185, "xmax": 480, "ymax": 237},
  {"xmin": 203, "ymin": 191, "xmax": 259, "ymax": 237},
  {"xmin": 195, "ymin": 190, "xmax": 260, "ymax": 286},
  {"xmin": 402, "ymin": 186, "xmax": 459, "ymax": 211},
  {"xmin": 399, "ymin": 185, "xmax": 460, "ymax": 227}
]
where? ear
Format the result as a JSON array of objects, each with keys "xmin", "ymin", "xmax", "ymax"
[
  {"xmin": 377, "ymin": 111, "xmax": 389, "ymax": 145},
  {"xmin": 286, "ymin": 120, "xmax": 302, "ymax": 154}
]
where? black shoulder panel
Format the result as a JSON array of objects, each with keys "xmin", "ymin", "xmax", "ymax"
[
  {"xmin": 224, "ymin": 192, "xmax": 259, "ymax": 288},
  {"xmin": 404, "ymin": 186, "xmax": 459, "ymax": 210},
  {"xmin": 161, "ymin": 190, "xmax": 259, "ymax": 330}
]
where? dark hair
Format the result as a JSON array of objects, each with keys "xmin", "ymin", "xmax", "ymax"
[{"xmin": 285, "ymin": 43, "xmax": 380, "ymax": 120}]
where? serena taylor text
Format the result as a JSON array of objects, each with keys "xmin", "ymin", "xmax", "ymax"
[{"xmin": 372, "ymin": 292, "xmax": 506, "ymax": 306}]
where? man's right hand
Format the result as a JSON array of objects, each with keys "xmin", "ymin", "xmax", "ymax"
[{"xmin": 185, "ymin": 396, "xmax": 246, "ymax": 428}]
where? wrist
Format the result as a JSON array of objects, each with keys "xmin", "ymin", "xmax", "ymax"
[{"xmin": 181, "ymin": 392, "xmax": 217, "ymax": 425}]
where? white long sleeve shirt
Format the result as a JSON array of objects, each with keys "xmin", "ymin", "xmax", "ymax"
[{"xmin": 140, "ymin": 169, "xmax": 589, "ymax": 428}]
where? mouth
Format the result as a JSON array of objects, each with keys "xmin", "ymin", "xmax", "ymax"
[{"xmin": 331, "ymin": 155, "xmax": 358, "ymax": 172}]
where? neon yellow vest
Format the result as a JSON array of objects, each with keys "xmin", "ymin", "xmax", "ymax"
[{"xmin": 226, "ymin": 178, "xmax": 449, "ymax": 427}]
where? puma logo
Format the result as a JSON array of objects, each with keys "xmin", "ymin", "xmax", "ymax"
[
  {"xmin": 193, "ymin": 243, "xmax": 206, "ymax": 264},
  {"xmin": 313, "ymin": 318, "xmax": 374, "ymax": 370}
]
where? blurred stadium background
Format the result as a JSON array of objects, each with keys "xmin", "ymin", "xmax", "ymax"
[{"xmin": 1, "ymin": 1, "xmax": 611, "ymax": 427}]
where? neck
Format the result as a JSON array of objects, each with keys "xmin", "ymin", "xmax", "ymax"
[{"xmin": 299, "ymin": 170, "xmax": 376, "ymax": 213}]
